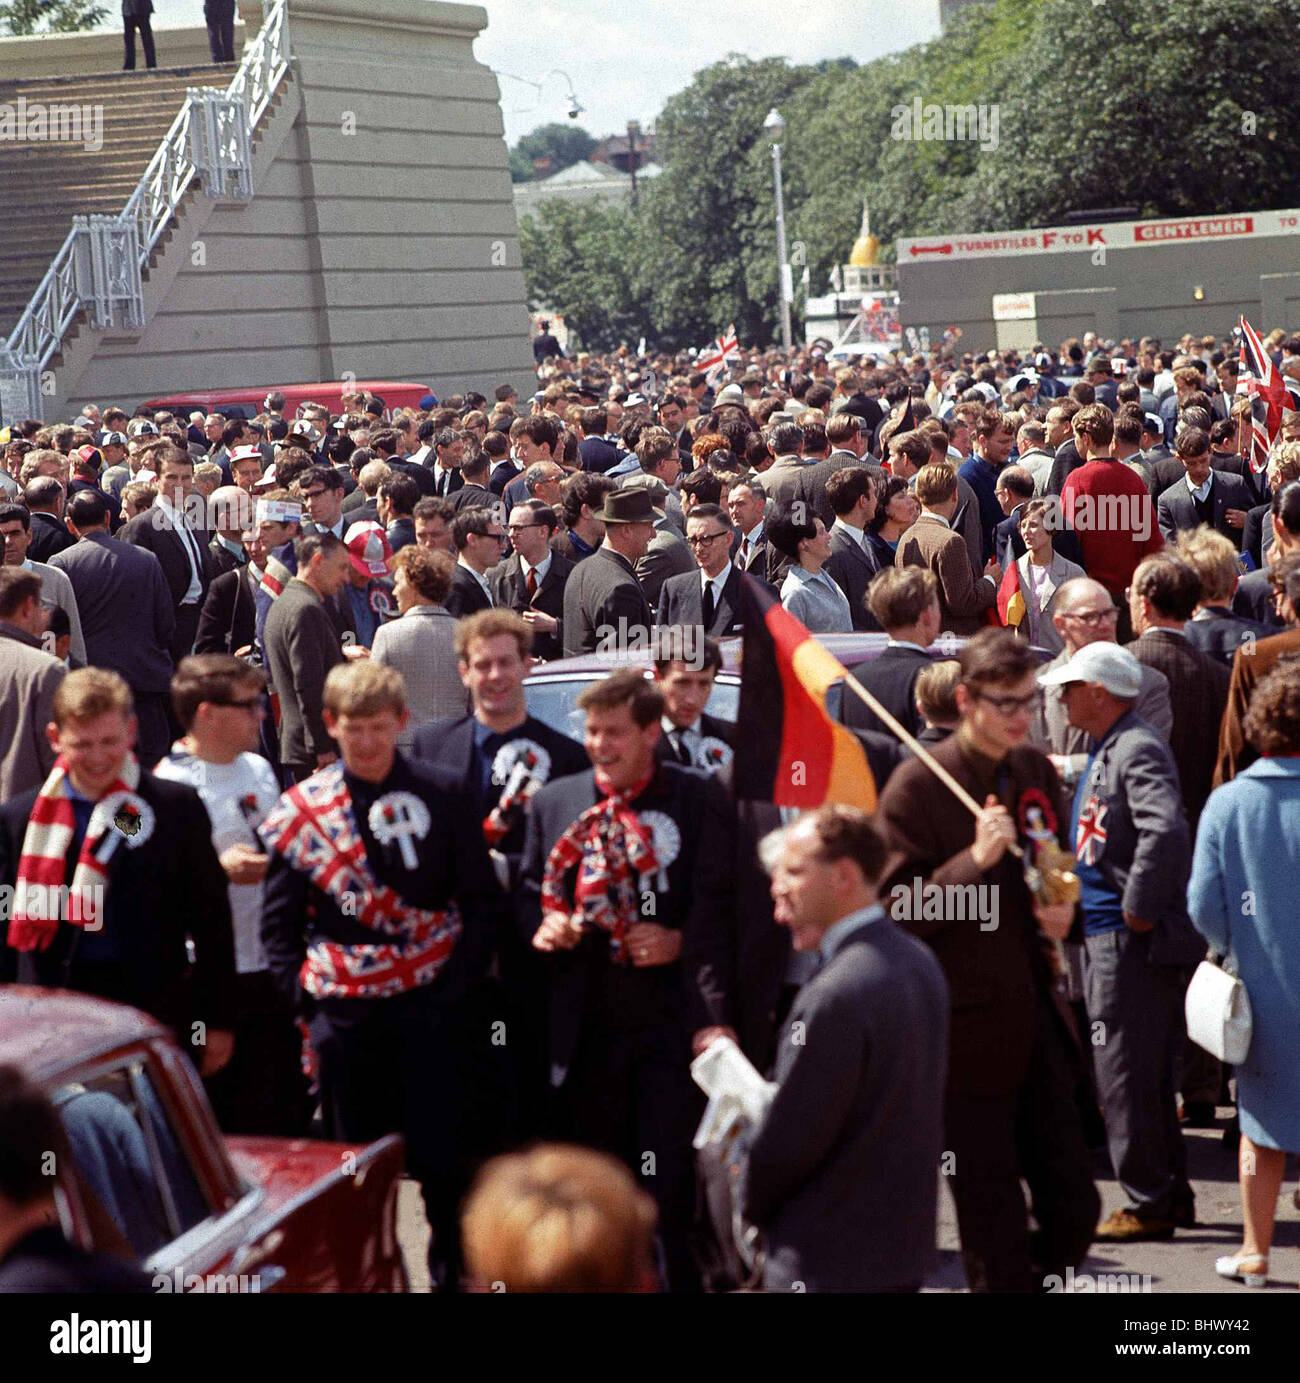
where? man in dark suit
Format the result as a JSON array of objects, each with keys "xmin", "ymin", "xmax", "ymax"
[
  {"xmin": 791, "ymin": 414, "xmax": 876, "ymax": 529},
  {"xmin": 1128, "ymin": 555, "xmax": 1230, "ymax": 835},
  {"xmin": 0, "ymin": 1065, "xmax": 155, "ymax": 1294},
  {"xmin": 49, "ymin": 491, "xmax": 176, "ymax": 764},
  {"xmin": 652, "ymin": 639, "xmax": 732, "ymax": 771},
  {"xmin": 655, "ymin": 503, "xmax": 746, "ymax": 639},
  {"xmin": 0, "ymin": 667, "xmax": 236, "ymax": 1075},
  {"xmin": 449, "ymin": 449, "xmax": 496, "ymax": 514},
  {"xmin": 741, "ymin": 807, "xmax": 948, "ymax": 1292},
  {"xmin": 878, "ymin": 631, "xmax": 1099, "ymax": 1291},
  {"xmin": 576, "ymin": 405, "xmax": 624, "ymax": 475},
  {"xmin": 445, "ymin": 507, "xmax": 505, "ymax": 618},
  {"xmin": 121, "ymin": 445, "xmax": 213, "ymax": 664},
  {"xmin": 823, "ymin": 467, "xmax": 882, "ymax": 631},
  {"xmin": 562, "ymin": 488, "xmax": 656, "ymax": 656},
  {"xmin": 1156, "ymin": 427, "xmax": 1253, "ymax": 549},
  {"xmin": 411, "ymin": 609, "xmax": 587, "ymax": 1148},
  {"xmin": 376, "ymin": 472, "xmax": 419, "ymax": 553},
  {"xmin": 261, "ymin": 533, "xmax": 351, "ymax": 780},
  {"xmin": 260, "ymin": 659, "xmax": 501, "ymax": 1291},
  {"xmin": 519, "ymin": 669, "xmax": 736, "ymax": 1291},
  {"xmin": 1174, "ymin": 523, "xmax": 1273, "ymax": 665},
  {"xmin": 726, "ymin": 477, "xmax": 769, "ymax": 581},
  {"xmin": 489, "ymin": 501, "xmax": 572, "ymax": 661},
  {"xmin": 23, "ymin": 476, "xmax": 75, "ymax": 562},
  {"xmin": 840, "ymin": 567, "xmax": 940, "ymax": 740}
]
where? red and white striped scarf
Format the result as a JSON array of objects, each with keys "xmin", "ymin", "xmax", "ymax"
[
  {"xmin": 258, "ymin": 763, "xmax": 461, "ymax": 1000},
  {"xmin": 8, "ymin": 754, "xmax": 141, "ymax": 952},
  {"xmin": 540, "ymin": 769, "xmax": 658, "ymax": 963}
]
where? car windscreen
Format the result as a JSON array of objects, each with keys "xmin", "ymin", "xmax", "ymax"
[{"xmin": 524, "ymin": 674, "xmax": 740, "ymax": 740}]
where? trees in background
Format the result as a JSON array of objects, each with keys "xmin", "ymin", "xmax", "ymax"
[{"xmin": 520, "ymin": 0, "xmax": 1300, "ymax": 350}]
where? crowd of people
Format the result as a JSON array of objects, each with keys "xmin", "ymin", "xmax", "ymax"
[{"xmin": 1, "ymin": 318, "xmax": 1299, "ymax": 1294}]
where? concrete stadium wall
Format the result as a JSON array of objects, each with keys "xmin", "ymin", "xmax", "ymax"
[
  {"xmin": 56, "ymin": 0, "xmax": 533, "ymax": 411},
  {"xmin": 897, "ymin": 224, "xmax": 1300, "ymax": 351}
]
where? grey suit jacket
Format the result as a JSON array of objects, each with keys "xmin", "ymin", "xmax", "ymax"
[
  {"xmin": 1029, "ymin": 645, "xmax": 1172, "ymax": 785},
  {"xmin": 0, "ymin": 624, "xmax": 65, "ymax": 801},
  {"xmin": 792, "ymin": 451, "xmax": 875, "ymax": 528},
  {"xmin": 655, "ymin": 562, "xmax": 746, "ymax": 638},
  {"xmin": 742, "ymin": 908, "xmax": 949, "ymax": 1291},
  {"xmin": 49, "ymin": 531, "xmax": 174, "ymax": 694},
  {"xmin": 1074, "ymin": 711, "xmax": 1203, "ymax": 966},
  {"xmin": 1156, "ymin": 471, "xmax": 1254, "ymax": 548},
  {"xmin": 563, "ymin": 545, "xmax": 653, "ymax": 657},
  {"xmin": 370, "ymin": 604, "xmax": 468, "ymax": 749},
  {"xmin": 23, "ymin": 558, "xmax": 86, "ymax": 665},
  {"xmin": 634, "ymin": 522, "xmax": 694, "ymax": 611},
  {"xmin": 262, "ymin": 579, "xmax": 344, "ymax": 766},
  {"xmin": 761, "ymin": 454, "xmax": 814, "ymax": 509}
]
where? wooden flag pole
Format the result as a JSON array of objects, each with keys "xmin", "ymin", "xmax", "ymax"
[{"xmin": 841, "ymin": 667, "xmax": 1023, "ymax": 860}]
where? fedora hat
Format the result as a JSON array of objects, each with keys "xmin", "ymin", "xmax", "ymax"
[{"xmin": 598, "ymin": 488, "xmax": 657, "ymax": 525}]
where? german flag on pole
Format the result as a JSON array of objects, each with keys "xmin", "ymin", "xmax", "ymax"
[{"xmin": 731, "ymin": 574, "xmax": 877, "ymax": 810}]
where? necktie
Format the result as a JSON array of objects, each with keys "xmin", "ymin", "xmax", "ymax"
[
  {"xmin": 526, "ymin": 567, "xmax": 538, "ymax": 599},
  {"xmin": 701, "ymin": 580, "xmax": 715, "ymax": 630},
  {"xmin": 671, "ymin": 729, "xmax": 693, "ymax": 766}
]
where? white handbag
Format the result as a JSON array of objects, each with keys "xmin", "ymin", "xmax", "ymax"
[{"xmin": 1185, "ymin": 956, "xmax": 1253, "ymax": 1065}]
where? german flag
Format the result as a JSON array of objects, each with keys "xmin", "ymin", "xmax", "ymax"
[{"xmin": 732, "ymin": 575, "xmax": 877, "ymax": 810}]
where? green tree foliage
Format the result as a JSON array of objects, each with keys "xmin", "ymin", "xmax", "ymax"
[
  {"xmin": 0, "ymin": 0, "xmax": 106, "ymax": 34},
  {"xmin": 509, "ymin": 122, "xmax": 597, "ymax": 183},
  {"xmin": 517, "ymin": 0, "xmax": 1300, "ymax": 348},
  {"xmin": 518, "ymin": 198, "xmax": 652, "ymax": 352}
]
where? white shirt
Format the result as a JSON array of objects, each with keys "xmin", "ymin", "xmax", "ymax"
[
  {"xmin": 1185, "ymin": 473, "xmax": 1213, "ymax": 503},
  {"xmin": 155, "ymin": 494, "xmax": 203, "ymax": 604},
  {"xmin": 153, "ymin": 749, "xmax": 281, "ymax": 974},
  {"xmin": 740, "ymin": 523, "xmax": 764, "ymax": 563},
  {"xmin": 701, "ymin": 560, "xmax": 731, "ymax": 608},
  {"xmin": 520, "ymin": 552, "xmax": 552, "ymax": 589},
  {"xmin": 831, "ymin": 517, "xmax": 869, "ymax": 554},
  {"xmin": 886, "ymin": 638, "xmax": 930, "ymax": 653},
  {"xmin": 661, "ymin": 715, "xmax": 700, "ymax": 765}
]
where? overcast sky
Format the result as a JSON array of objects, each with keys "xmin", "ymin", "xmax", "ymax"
[{"xmin": 138, "ymin": 0, "xmax": 943, "ymax": 147}]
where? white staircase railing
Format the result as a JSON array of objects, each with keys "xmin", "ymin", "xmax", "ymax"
[{"xmin": 0, "ymin": 0, "xmax": 291, "ymax": 414}]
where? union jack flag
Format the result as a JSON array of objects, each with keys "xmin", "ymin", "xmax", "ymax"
[
  {"xmin": 1236, "ymin": 316, "xmax": 1289, "ymax": 476},
  {"xmin": 1075, "ymin": 796, "xmax": 1108, "ymax": 867},
  {"xmin": 697, "ymin": 323, "xmax": 739, "ymax": 384}
]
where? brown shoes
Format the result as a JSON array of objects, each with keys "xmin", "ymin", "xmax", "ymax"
[{"xmin": 1094, "ymin": 1208, "xmax": 1176, "ymax": 1241}]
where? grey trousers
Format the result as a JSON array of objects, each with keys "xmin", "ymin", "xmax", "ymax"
[{"xmin": 1084, "ymin": 927, "xmax": 1192, "ymax": 1217}]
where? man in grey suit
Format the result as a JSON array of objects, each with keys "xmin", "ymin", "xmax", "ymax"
[
  {"xmin": 1155, "ymin": 426, "xmax": 1254, "ymax": 549},
  {"xmin": 1040, "ymin": 642, "xmax": 1201, "ymax": 1242},
  {"xmin": 562, "ymin": 488, "xmax": 656, "ymax": 657},
  {"xmin": 622, "ymin": 474, "xmax": 693, "ymax": 610},
  {"xmin": 1029, "ymin": 577, "xmax": 1171, "ymax": 791},
  {"xmin": 741, "ymin": 806, "xmax": 948, "ymax": 1292},
  {"xmin": 261, "ymin": 533, "xmax": 351, "ymax": 780},
  {"xmin": 791, "ymin": 412, "xmax": 875, "ymax": 528},
  {"xmin": 0, "ymin": 568, "xmax": 65, "ymax": 800},
  {"xmin": 757, "ymin": 420, "xmax": 811, "ymax": 510},
  {"xmin": 49, "ymin": 490, "xmax": 175, "ymax": 764}
]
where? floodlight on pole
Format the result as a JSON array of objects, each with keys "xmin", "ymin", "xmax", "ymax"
[{"xmin": 764, "ymin": 108, "xmax": 793, "ymax": 352}]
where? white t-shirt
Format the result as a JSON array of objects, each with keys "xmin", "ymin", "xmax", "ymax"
[{"xmin": 154, "ymin": 749, "xmax": 281, "ymax": 974}]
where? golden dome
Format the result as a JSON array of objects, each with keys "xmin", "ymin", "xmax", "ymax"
[{"xmin": 848, "ymin": 199, "xmax": 879, "ymax": 266}]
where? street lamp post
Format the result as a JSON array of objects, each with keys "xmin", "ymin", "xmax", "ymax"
[{"xmin": 764, "ymin": 106, "xmax": 793, "ymax": 353}]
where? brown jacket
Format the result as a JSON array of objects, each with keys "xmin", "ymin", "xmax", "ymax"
[
  {"xmin": 895, "ymin": 513, "xmax": 995, "ymax": 634},
  {"xmin": 1214, "ymin": 626, "xmax": 1300, "ymax": 786},
  {"xmin": 877, "ymin": 729, "xmax": 1069, "ymax": 1097}
]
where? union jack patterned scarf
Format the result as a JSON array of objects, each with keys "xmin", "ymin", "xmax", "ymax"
[
  {"xmin": 258, "ymin": 763, "xmax": 460, "ymax": 1000},
  {"xmin": 8, "ymin": 755, "xmax": 141, "ymax": 952},
  {"xmin": 540, "ymin": 768, "xmax": 658, "ymax": 963}
]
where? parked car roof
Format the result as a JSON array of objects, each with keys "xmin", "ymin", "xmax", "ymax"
[{"xmin": 0, "ymin": 986, "xmax": 164, "ymax": 1084}]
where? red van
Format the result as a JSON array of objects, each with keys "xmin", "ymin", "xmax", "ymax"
[{"xmin": 142, "ymin": 380, "xmax": 432, "ymax": 421}]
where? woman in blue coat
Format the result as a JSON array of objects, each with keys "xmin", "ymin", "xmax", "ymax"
[{"xmin": 1188, "ymin": 663, "xmax": 1300, "ymax": 1288}]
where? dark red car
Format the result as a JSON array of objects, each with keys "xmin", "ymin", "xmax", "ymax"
[{"xmin": 0, "ymin": 986, "xmax": 407, "ymax": 1292}]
